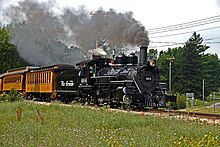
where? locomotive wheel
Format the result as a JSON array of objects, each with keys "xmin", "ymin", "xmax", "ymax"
[
  {"xmin": 109, "ymin": 100, "xmax": 121, "ymax": 108},
  {"xmin": 121, "ymin": 95, "xmax": 132, "ymax": 110}
]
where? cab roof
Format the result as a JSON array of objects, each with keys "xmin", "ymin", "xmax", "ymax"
[{"xmin": 76, "ymin": 58, "xmax": 113, "ymax": 67}]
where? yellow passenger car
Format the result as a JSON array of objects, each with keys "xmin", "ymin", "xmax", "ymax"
[
  {"xmin": 3, "ymin": 73, "xmax": 23, "ymax": 91},
  {"xmin": 0, "ymin": 75, "xmax": 2, "ymax": 93},
  {"xmin": 2, "ymin": 66, "xmax": 38, "ymax": 93},
  {"xmin": 25, "ymin": 64, "xmax": 75, "ymax": 99}
]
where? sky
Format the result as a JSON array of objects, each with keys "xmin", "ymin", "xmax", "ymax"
[
  {"xmin": 54, "ymin": 0, "xmax": 220, "ymax": 55},
  {"xmin": 57, "ymin": 0, "xmax": 220, "ymax": 56},
  {"xmin": 1, "ymin": 0, "xmax": 220, "ymax": 56}
]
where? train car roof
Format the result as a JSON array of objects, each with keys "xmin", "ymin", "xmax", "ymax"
[
  {"xmin": 29, "ymin": 64, "xmax": 75, "ymax": 72},
  {"xmin": 76, "ymin": 58, "xmax": 113, "ymax": 67},
  {"xmin": 1, "ymin": 66, "xmax": 39, "ymax": 77}
]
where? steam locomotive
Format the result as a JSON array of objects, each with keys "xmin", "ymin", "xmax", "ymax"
[{"xmin": 0, "ymin": 46, "xmax": 176, "ymax": 109}]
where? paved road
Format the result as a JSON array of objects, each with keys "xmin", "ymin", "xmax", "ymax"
[{"xmin": 209, "ymin": 102, "xmax": 220, "ymax": 108}]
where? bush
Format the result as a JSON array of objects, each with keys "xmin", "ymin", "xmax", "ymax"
[
  {"xmin": 0, "ymin": 92, "xmax": 8, "ymax": 101},
  {"xmin": 0, "ymin": 89, "xmax": 23, "ymax": 102},
  {"xmin": 176, "ymin": 93, "xmax": 186, "ymax": 109},
  {"xmin": 166, "ymin": 101, "xmax": 177, "ymax": 110}
]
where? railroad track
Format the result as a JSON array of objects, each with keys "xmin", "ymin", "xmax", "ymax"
[
  {"xmin": 109, "ymin": 108, "xmax": 220, "ymax": 125},
  {"xmin": 30, "ymin": 101, "xmax": 220, "ymax": 125},
  {"xmin": 164, "ymin": 110, "xmax": 220, "ymax": 119}
]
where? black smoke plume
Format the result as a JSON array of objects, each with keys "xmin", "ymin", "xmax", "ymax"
[{"xmin": 1, "ymin": 0, "xmax": 149, "ymax": 66}]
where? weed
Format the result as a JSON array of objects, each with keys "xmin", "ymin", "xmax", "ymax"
[
  {"xmin": 16, "ymin": 107, "xmax": 22, "ymax": 121},
  {"xmin": 174, "ymin": 132, "xmax": 219, "ymax": 146},
  {"xmin": 36, "ymin": 108, "xmax": 45, "ymax": 124}
]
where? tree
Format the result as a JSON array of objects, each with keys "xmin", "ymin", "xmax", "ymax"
[
  {"xmin": 0, "ymin": 27, "xmax": 29, "ymax": 73},
  {"xmin": 162, "ymin": 32, "xmax": 209, "ymax": 97},
  {"xmin": 157, "ymin": 47, "xmax": 181, "ymax": 85},
  {"xmin": 202, "ymin": 53, "xmax": 220, "ymax": 96},
  {"xmin": 157, "ymin": 32, "xmax": 220, "ymax": 98},
  {"xmin": 178, "ymin": 32, "xmax": 209, "ymax": 97},
  {"xmin": 147, "ymin": 48, "xmax": 158, "ymax": 59}
]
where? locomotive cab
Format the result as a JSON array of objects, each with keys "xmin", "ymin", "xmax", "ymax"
[{"xmin": 76, "ymin": 57, "xmax": 113, "ymax": 87}]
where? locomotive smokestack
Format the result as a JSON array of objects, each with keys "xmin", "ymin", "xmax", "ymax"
[{"xmin": 139, "ymin": 46, "xmax": 148, "ymax": 64}]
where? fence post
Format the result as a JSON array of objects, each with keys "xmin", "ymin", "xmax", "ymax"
[{"xmin": 213, "ymin": 92, "xmax": 215, "ymax": 113}]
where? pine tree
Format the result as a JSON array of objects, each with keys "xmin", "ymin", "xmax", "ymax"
[{"xmin": 174, "ymin": 32, "xmax": 209, "ymax": 97}]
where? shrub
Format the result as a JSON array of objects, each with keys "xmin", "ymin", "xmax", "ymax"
[
  {"xmin": 176, "ymin": 93, "xmax": 186, "ymax": 109},
  {"xmin": 166, "ymin": 101, "xmax": 178, "ymax": 110},
  {"xmin": 7, "ymin": 89, "xmax": 24, "ymax": 102},
  {"xmin": 0, "ymin": 89, "xmax": 24, "ymax": 102},
  {"xmin": 0, "ymin": 92, "xmax": 8, "ymax": 101}
]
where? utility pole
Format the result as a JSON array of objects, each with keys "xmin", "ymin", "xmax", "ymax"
[
  {"xmin": 167, "ymin": 57, "xmax": 174, "ymax": 93},
  {"xmin": 202, "ymin": 79, "xmax": 205, "ymax": 104}
]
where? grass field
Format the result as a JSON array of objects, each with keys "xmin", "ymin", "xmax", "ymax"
[{"xmin": 0, "ymin": 101, "xmax": 219, "ymax": 147}]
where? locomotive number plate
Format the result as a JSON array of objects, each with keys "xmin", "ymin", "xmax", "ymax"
[{"xmin": 145, "ymin": 77, "xmax": 152, "ymax": 81}]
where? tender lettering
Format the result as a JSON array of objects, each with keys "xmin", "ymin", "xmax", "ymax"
[
  {"xmin": 61, "ymin": 81, "xmax": 65, "ymax": 86},
  {"xmin": 61, "ymin": 80, "xmax": 74, "ymax": 86}
]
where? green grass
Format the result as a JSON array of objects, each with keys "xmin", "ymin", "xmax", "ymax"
[{"xmin": 0, "ymin": 101, "xmax": 219, "ymax": 147}]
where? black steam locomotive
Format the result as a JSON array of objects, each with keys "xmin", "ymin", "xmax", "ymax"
[
  {"xmin": 0, "ymin": 46, "xmax": 176, "ymax": 109},
  {"xmin": 56, "ymin": 46, "xmax": 176, "ymax": 109}
]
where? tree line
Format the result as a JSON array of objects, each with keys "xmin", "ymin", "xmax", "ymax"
[{"xmin": 154, "ymin": 32, "xmax": 220, "ymax": 98}]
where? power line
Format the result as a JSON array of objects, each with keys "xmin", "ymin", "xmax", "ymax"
[
  {"xmin": 205, "ymin": 42, "xmax": 220, "ymax": 44},
  {"xmin": 150, "ymin": 42, "xmax": 220, "ymax": 49},
  {"xmin": 150, "ymin": 36, "xmax": 220, "ymax": 48},
  {"xmin": 148, "ymin": 15, "xmax": 220, "ymax": 32},
  {"xmin": 151, "ymin": 36, "xmax": 220, "ymax": 44},
  {"xmin": 203, "ymin": 36, "xmax": 220, "ymax": 41},
  {"xmin": 149, "ymin": 43, "xmax": 182, "ymax": 48},
  {"xmin": 150, "ymin": 26, "xmax": 220, "ymax": 38},
  {"xmin": 149, "ymin": 17, "xmax": 220, "ymax": 34}
]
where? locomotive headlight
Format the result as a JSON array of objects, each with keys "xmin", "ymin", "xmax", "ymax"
[
  {"xmin": 149, "ymin": 60, "xmax": 155, "ymax": 66},
  {"xmin": 84, "ymin": 78, "xmax": 88, "ymax": 83}
]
